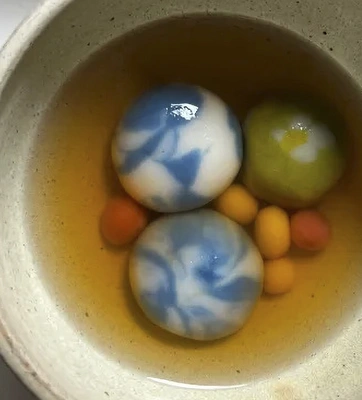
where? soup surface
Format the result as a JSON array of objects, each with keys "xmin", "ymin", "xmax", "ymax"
[{"xmin": 27, "ymin": 15, "xmax": 362, "ymax": 386}]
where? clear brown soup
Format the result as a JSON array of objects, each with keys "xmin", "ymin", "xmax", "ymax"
[{"xmin": 27, "ymin": 15, "xmax": 362, "ymax": 386}]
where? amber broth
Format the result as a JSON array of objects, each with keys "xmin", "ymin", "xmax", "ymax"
[{"xmin": 27, "ymin": 16, "xmax": 362, "ymax": 386}]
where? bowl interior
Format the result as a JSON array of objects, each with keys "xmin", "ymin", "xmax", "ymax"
[{"xmin": 1, "ymin": 3, "xmax": 362, "ymax": 400}]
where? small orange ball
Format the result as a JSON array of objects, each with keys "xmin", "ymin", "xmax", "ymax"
[
  {"xmin": 214, "ymin": 184, "xmax": 259, "ymax": 225},
  {"xmin": 263, "ymin": 257, "xmax": 295, "ymax": 295},
  {"xmin": 100, "ymin": 196, "xmax": 148, "ymax": 246},
  {"xmin": 291, "ymin": 210, "xmax": 331, "ymax": 251},
  {"xmin": 254, "ymin": 206, "xmax": 291, "ymax": 260}
]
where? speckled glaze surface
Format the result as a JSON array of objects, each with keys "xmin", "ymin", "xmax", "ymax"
[
  {"xmin": 130, "ymin": 210, "xmax": 263, "ymax": 340},
  {"xmin": 113, "ymin": 84, "xmax": 242, "ymax": 212},
  {"xmin": 1, "ymin": 1, "xmax": 362, "ymax": 400}
]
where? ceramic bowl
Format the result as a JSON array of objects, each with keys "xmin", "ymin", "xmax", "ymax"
[{"xmin": 1, "ymin": 0, "xmax": 362, "ymax": 399}]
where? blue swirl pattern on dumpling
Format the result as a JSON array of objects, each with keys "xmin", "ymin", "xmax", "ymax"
[
  {"xmin": 129, "ymin": 210, "xmax": 263, "ymax": 341},
  {"xmin": 112, "ymin": 84, "xmax": 242, "ymax": 212}
]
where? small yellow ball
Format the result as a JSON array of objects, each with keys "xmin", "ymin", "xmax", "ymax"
[
  {"xmin": 214, "ymin": 184, "xmax": 259, "ymax": 225},
  {"xmin": 254, "ymin": 206, "xmax": 291, "ymax": 260},
  {"xmin": 263, "ymin": 257, "xmax": 295, "ymax": 295}
]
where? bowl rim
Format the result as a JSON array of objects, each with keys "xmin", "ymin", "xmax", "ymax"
[
  {"xmin": 0, "ymin": 2, "xmax": 72, "ymax": 399},
  {"xmin": 1, "ymin": 2, "xmax": 362, "ymax": 400}
]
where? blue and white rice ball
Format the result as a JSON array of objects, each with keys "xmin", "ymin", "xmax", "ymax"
[
  {"xmin": 112, "ymin": 84, "xmax": 242, "ymax": 212},
  {"xmin": 129, "ymin": 210, "xmax": 263, "ymax": 341}
]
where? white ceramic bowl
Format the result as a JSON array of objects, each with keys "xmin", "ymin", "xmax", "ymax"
[{"xmin": 1, "ymin": 1, "xmax": 362, "ymax": 399}]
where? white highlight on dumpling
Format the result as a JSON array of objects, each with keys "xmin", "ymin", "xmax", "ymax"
[{"xmin": 272, "ymin": 114, "xmax": 336, "ymax": 163}]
